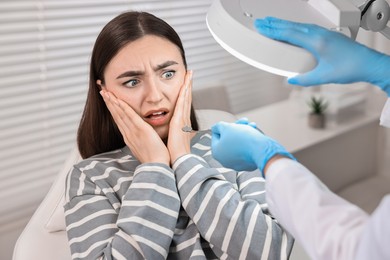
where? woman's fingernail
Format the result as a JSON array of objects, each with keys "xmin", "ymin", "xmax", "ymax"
[
  {"xmin": 109, "ymin": 93, "xmax": 120, "ymax": 106},
  {"xmin": 104, "ymin": 91, "xmax": 111, "ymax": 101},
  {"xmin": 100, "ymin": 90, "xmax": 110, "ymax": 101}
]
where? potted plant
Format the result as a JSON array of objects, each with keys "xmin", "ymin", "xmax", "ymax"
[{"xmin": 307, "ymin": 96, "xmax": 328, "ymax": 129}]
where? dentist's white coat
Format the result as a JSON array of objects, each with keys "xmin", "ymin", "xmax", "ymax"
[{"xmin": 266, "ymin": 99, "xmax": 390, "ymax": 260}]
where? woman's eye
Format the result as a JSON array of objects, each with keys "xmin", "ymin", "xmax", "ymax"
[
  {"xmin": 162, "ymin": 70, "xmax": 175, "ymax": 79},
  {"xmin": 124, "ymin": 79, "xmax": 139, "ymax": 88}
]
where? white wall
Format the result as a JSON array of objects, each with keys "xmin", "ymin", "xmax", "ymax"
[{"xmin": 371, "ymin": 30, "xmax": 390, "ymax": 179}]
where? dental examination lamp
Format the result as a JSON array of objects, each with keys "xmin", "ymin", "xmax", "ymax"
[{"xmin": 206, "ymin": 0, "xmax": 390, "ymax": 77}]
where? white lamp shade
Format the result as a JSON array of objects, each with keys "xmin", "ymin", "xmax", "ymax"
[{"xmin": 206, "ymin": 0, "xmax": 353, "ymax": 78}]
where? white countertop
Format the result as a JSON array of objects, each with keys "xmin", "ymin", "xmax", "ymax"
[{"xmin": 236, "ymin": 96, "xmax": 382, "ymax": 153}]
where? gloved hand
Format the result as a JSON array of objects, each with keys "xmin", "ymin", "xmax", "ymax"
[
  {"xmin": 235, "ymin": 117, "xmax": 258, "ymax": 129},
  {"xmin": 254, "ymin": 17, "xmax": 390, "ymax": 96},
  {"xmin": 211, "ymin": 121, "xmax": 295, "ymax": 175}
]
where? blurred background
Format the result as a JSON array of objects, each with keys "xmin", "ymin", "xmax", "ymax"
[{"xmin": 1, "ymin": 1, "xmax": 389, "ymax": 259}]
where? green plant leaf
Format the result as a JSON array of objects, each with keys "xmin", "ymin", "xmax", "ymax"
[{"xmin": 307, "ymin": 96, "xmax": 328, "ymax": 114}]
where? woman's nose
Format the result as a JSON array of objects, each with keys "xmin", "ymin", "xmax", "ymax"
[{"xmin": 145, "ymin": 79, "xmax": 163, "ymax": 103}]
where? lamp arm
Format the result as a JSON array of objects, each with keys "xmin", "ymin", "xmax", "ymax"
[
  {"xmin": 381, "ymin": 26, "xmax": 390, "ymax": 38},
  {"xmin": 354, "ymin": 0, "xmax": 390, "ymax": 39},
  {"xmin": 309, "ymin": 0, "xmax": 390, "ymax": 39}
]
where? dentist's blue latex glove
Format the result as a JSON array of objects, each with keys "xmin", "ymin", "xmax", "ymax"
[
  {"xmin": 235, "ymin": 117, "xmax": 259, "ymax": 130},
  {"xmin": 211, "ymin": 121, "xmax": 295, "ymax": 175},
  {"xmin": 254, "ymin": 17, "xmax": 390, "ymax": 96}
]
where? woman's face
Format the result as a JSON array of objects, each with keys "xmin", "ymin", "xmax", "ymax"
[{"xmin": 101, "ymin": 35, "xmax": 186, "ymax": 140}]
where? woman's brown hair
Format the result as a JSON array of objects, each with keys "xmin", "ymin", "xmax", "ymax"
[{"xmin": 77, "ymin": 11, "xmax": 199, "ymax": 158}]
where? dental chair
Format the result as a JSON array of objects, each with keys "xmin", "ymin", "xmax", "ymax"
[{"xmin": 12, "ymin": 109, "xmax": 237, "ymax": 260}]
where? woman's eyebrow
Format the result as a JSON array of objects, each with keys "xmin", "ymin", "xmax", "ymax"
[
  {"xmin": 154, "ymin": 60, "xmax": 178, "ymax": 71},
  {"xmin": 116, "ymin": 60, "xmax": 179, "ymax": 79},
  {"xmin": 116, "ymin": 70, "xmax": 143, "ymax": 79}
]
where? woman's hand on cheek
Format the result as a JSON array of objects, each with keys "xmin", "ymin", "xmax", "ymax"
[
  {"xmin": 167, "ymin": 70, "xmax": 193, "ymax": 164},
  {"xmin": 100, "ymin": 90, "xmax": 170, "ymax": 165}
]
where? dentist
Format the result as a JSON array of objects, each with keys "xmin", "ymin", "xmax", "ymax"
[{"xmin": 211, "ymin": 17, "xmax": 390, "ymax": 260}]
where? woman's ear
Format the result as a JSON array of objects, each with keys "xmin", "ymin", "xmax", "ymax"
[{"xmin": 96, "ymin": 79, "xmax": 106, "ymax": 90}]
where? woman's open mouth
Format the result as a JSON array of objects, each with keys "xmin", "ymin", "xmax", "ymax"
[{"xmin": 144, "ymin": 109, "xmax": 169, "ymax": 127}]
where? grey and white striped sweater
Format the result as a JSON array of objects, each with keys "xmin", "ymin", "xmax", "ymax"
[{"xmin": 64, "ymin": 130, "xmax": 293, "ymax": 259}]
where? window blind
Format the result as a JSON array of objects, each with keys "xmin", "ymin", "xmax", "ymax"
[{"xmin": 0, "ymin": 1, "xmax": 289, "ymax": 255}]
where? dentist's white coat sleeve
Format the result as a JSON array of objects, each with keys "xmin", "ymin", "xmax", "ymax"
[
  {"xmin": 266, "ymin": 158, "xmax": 390, "ymax": 260},
  {"xmin": 265, "ymin": 158, "xmax": 368, "ymax": 260}
]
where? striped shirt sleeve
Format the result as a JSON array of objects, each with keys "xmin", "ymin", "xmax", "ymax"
[
  {"xmin": 64, "ymin": 162, "xmax": 180, "ymax": 260},
  {"xmin": 173, "ymin": 154, "xmax": 294, "ymax": 260}
]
